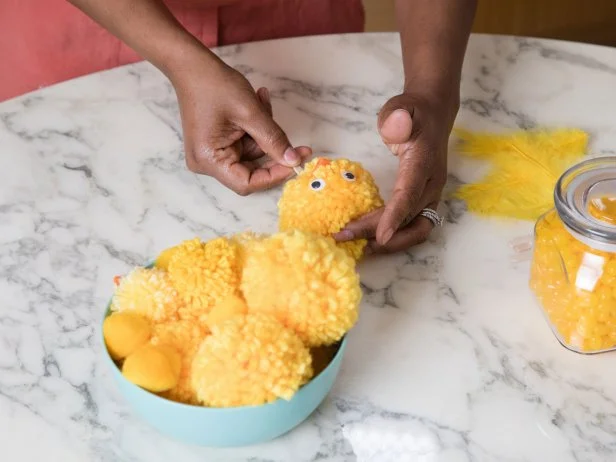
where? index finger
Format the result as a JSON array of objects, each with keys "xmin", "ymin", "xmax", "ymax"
[
  {"xmin": 230, "ymin": 163, "xmax": 292, "ymax": 195},
  {"xmin": 219, "ymin": 146, "xmax": 312, "ymax": 195},
  {"xmin": 240, "ymin": 87, "xmax": 275, "ymax": 161},
  {"xmin": 375, "ymin": 143, "xmax": 428, "ymax": 245},
  {"xmin": 368, "ymin": 202, "xmax": 438, "ymax": 255},
  {"xmin": 333, "ymin": 208, "xmax": 383, "ymax": 242}
]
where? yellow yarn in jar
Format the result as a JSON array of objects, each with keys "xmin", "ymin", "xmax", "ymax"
[{"xmin": 530, "ymin": 208, "xmax": 616, "ymax": 352}]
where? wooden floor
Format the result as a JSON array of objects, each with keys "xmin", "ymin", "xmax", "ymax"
[{"xmin": 363, "ymin": 0, "xmax": 616, "ymax": 47}]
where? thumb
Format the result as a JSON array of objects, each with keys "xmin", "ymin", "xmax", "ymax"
[
  {"xmin": 377, "ymin": 97, "xmax": 414, "ymax": 147},
  {"xmin": 241, "ymin": 101, "xmax": 301, "ymax": 167}
]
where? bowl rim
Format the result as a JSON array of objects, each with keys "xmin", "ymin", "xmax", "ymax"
[{"xmin": 101, "ymin": 263, "xmax": 348, "ymax": 412}]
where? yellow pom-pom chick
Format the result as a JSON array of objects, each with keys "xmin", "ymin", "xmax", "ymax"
[
  {"xmin": 111, "ymin": 267, "xmax": 181, "ymax": 323},
  {"xmin": 191, "ymin": 313, "xmax": 313, "ymax": 407},
  {"xmin": 241, "ymin": 230, "xmax": 362, "ymax": 347},
  {"xmin": 278, "ymin": 157, "xmax": 383, "ymax": 260},
  {"xmin": 166, "ymin": 237, "xmax": 242, "ymax": 324},
  {"xmin": 103, "ymin": 312, "xmax": 152, "ymax": 360}
]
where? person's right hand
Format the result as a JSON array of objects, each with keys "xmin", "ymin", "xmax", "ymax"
[{"xmin": 171, "ymin": 55, "xmax": 312, "ymax": 196}]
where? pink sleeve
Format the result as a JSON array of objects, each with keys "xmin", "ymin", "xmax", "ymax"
[{"xmin": 0, "ymin": 0, "xmax": 363, "ymax": 102}]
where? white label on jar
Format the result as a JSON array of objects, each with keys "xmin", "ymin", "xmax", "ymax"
[{"xmin": 575, "ymin": 252, "xmax": 605, "ymax": 292}]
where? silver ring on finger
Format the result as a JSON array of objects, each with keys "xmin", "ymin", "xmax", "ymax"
[{"xmin": 419, "ymin": 208, "xmax": 444, "ymax": 227}]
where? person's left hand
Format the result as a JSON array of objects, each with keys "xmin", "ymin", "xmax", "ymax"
[{"xmin": 334, "ymin": 91, "xmax": 458, "ymax": 254}]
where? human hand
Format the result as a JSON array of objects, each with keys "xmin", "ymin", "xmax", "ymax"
[
  {"xmin": 334, "ymin": 92, "xmax": 458, "ymax": 254},
  {"xmin": 172, "ymin": 56, "xmax": 312, "ymax": 195}
]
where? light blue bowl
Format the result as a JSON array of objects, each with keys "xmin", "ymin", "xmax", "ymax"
[{"xmin": 101, "ymin": 305, "xmax": 347, "ymax": 447}]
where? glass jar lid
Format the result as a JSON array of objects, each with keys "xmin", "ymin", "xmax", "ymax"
[{"xmin": 555, "ymin": 156, "xmax": 616, "ymax": 252}]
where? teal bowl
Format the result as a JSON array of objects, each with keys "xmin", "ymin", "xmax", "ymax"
[{"xmin": 101, "ymin": 306, "xmax": 347, "ymax": 447}]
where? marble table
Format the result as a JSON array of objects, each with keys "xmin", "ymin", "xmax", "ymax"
[{"xmin": 1, "ymin": 33, "xmax": 616, "ymax": 462}]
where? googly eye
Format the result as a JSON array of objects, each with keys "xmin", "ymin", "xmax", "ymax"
[
  {"xmin": 342, "ymin": 171, "xmax": 356, "ymax": 181},
  {"xmin": 310, "ymin": 179, "xmax": 326, "ymax": 191}
]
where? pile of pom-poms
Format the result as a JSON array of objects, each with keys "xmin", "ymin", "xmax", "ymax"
[{"xmin": 103, "ymin": 230, "xmax": 361, "ymax": 408}]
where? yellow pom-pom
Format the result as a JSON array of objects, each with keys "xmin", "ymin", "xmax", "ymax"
[
  {"xmin": 154, "ymin": 244, "xmax": 180, "ymax": 270},
  {"xmin": 230, "ymin": 231, "xmax": 266, "ymax": 267},
  {"xmin": 241, "ymin": 230, "xmax": 362, "ymax": 347},
  {"xmin": 278, "ymin": 157, "xmax": 383, "ymax": 260},
  {"xmin": 103, "ymin": 312, "xmax": 152, "ymax": 360},
  {"xmin": 150, "ymin": 320, "xmax": 209, "ymax": 404},
  {"xmin": 207, "ymin": 294, "xmax": 248, "ymax": 330},
  {"xmin": 111, "ymin": 267, "xmax": 181, "ymax": 322},
  {"xmin": 167, "ymin": 237, "xmax": 242, "ymax": 323},
  {"xmin": 122, "ymin": 344, "xmax": 182, "ymax": 393},
  {"xmin": 191, "ymin": 313, "xmax": 313, "ymax": 407},
  {"xmin": 231, "ymin": 231, "xmax": 266, "ymax": 246}
]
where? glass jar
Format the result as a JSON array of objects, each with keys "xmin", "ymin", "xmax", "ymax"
[{"xmin": 530, "ymin": 156, "xmax": 616, "ymax": 354}]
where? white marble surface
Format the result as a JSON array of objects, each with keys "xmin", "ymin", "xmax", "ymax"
[{"xmin": 1, "ymin": 33, "xmax": 616, "ymax": 462}]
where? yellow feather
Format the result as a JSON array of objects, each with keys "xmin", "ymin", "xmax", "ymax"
[{"xmin": 452, "ymin": 128, "xmax": 589, "ymax": 220}]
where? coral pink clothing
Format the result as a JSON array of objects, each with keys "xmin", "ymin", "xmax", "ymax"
[{"xmin": 0, "ymin": 0, "xmax": 364, "ymax": 102}]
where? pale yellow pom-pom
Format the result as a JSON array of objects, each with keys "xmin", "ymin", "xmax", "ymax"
[
  {"xmin": 207, "ymin": 294, "xmax": 248, "ymax": 330},
  {"xmin": 241, "ymin": 230, "xmax": 362, "ymax": 347},
  {"xmin": 111, "ymin": 267, "xmax": 181, "ymax": 322},
  {"xmin": 191, "ymin": 313, "xmax": 313, "ymax": 407}
]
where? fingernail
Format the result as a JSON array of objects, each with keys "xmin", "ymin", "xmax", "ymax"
[
  {"xmin": 385, "ymin": 109, "xmax": 411, "ymax": 124},
  {"xmin": 262, "ymin": 88, "xmax": 270, "ymax": 104},
  {"xmin": 283, "ymin": 147, "xmax": 300, "ymax": 166},
  {"xmin": 392, "ymin": 108, "xmax": 410, "ymax": 117},
  {"xmin": 334, "ymin": 229, "xmax": 354, "ymax": 241},
  {"xmin": 380, "ymin": 228, "xmax": 394, "ymax": 245}
]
